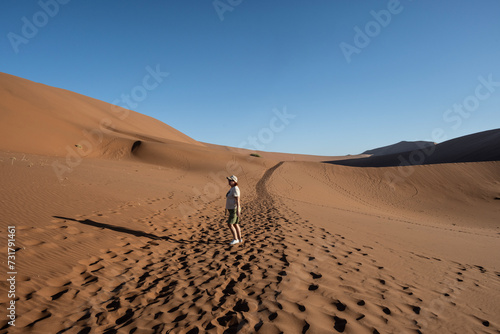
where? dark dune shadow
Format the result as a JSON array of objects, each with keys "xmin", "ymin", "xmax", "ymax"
[{"xmin": 131, "ymin": 140, "xmax": 142, "ymax": 153}]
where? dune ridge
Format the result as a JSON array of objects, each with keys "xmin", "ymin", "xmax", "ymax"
[
  {"xmin": 0, "ymin": 72, "xmax": 201, "ymax": 158},
  {"xmin": 328, "ymin": 128, "xmax": 500, "ymax": 167}
]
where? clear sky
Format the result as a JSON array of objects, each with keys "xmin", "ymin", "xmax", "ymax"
[{"xmin": 2, "ymin": 0, "xmax": 500, "ymax": 156}]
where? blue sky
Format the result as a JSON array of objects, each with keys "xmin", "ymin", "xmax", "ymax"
[{"xmin": 2, "ymin": 0, "xmax": 500, "ymax": 156}]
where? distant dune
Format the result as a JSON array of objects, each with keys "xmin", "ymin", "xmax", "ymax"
[
  {"xmin": 362, "ymin": 140, "xmax": 436, "ymax": 156},
  {"xmin": 327, "ymin": 129, "xmax": 500, "ymax": 167},
  {"xmin": 1, "ymin": 73, "xmax": 499, "ymax": 333},
  {"xmin": 201, "ymin": 142, "xmax": 369, "ymax": 162}
]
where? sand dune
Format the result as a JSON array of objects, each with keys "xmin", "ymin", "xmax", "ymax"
[
  {"xmin": 0, "ymin": 74, "xmax": 499, "ymax": 333},
  {"xmin": 328, "ymin": 128, "xmax": 500, "ymax": 167},
  {"xmin": 362, "ymin": 141, "xmax": 436, "ymax": 157},
  {"xmin": 0, "ymin": 72, "xmax": 201, "ymax": 158}
]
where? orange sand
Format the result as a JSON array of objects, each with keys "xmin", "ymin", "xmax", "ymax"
[{"xmin": 1, "ymin": 72, "xmax": 499, "ymax": 333}]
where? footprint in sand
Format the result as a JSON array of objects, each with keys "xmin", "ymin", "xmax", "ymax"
[
  {"xmin": 40, "ymin": 242, "xmax": 61, "ymax": 249},
  {"xmin": 23, "ymin": 239, "xmax": 45, "ymax": 246}
]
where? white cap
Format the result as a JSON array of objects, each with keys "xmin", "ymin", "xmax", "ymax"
[{"xmin": 227, "ymin": 175, "xmax": 238, "ymax": 183}]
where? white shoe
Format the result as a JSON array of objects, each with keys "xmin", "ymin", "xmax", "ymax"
[
  {"xmin": 238, "ymin": 239, "xmax": 243, "ymax": 244},
  {"xmin": 229, "ymin": 239, "xmax": 240, "ymax": 245}
]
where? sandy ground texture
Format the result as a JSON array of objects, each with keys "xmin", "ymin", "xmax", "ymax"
[{"xmin": 1, "ymin": 73, "xmax": 500, "ymax": 333}]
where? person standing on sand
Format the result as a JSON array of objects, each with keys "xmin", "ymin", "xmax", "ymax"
[{"xmin": 226, "ymin": 175, "xmax": 242, "ymax": 245}]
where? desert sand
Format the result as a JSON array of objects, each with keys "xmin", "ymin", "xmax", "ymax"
[{"xmin": 1, "ymin": 72, "xmax": 499, "ymax": 333}]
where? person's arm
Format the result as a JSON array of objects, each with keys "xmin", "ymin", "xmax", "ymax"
[{"xmin": 235, "ymin": 196, "xmax": 241, "ymax": 216}]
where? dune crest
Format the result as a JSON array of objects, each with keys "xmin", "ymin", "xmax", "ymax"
[{"xmin": 0, "ymin": 72, "xmax": 201, "ymax": 158}]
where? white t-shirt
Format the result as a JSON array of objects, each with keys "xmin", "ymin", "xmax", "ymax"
[{"xmin": 225, "ymin": 186, "xmax": 240, "ymax": 209}]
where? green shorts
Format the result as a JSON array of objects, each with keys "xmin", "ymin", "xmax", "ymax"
[{"xmin": 227, "ymin": 209, "xmax": 240, "ymax": 225}]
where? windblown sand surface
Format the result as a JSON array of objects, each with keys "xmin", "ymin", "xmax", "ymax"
[{"xmin": 1, "ymin": 73, "xmax": 500, "ymax": 333}]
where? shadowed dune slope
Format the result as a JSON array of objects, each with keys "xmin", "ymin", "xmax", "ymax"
[
  {"xmin": 362, "ymin": 140, "xmax": 436, "ymax": 156},
  {"xmin": 328, "ymin": 128, "xmax": 500, "ymax": 167}
]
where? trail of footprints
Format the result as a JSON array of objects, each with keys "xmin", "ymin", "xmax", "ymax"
[
  {"xmin": 1, "ymin": 189, "xmax": 291, "ymax": 333},
  {"xmin": 277, "ymin": 205, "xmax": 499, "ymax": 333},
  {"xmin": 273, "ymin": 207, "xmax": 417, "ymax": 333},
  {"xmin": 2, "ymin": 165, "xmax": 499, "ymax": 333}
]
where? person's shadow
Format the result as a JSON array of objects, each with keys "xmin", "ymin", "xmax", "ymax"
[
  {"xmin": 53, "ymin": 216, "xmax": 187, "ymax": 243},
  {"xmin": 52, "ymin": 216, "xmax": 226, "ymax": 245}
]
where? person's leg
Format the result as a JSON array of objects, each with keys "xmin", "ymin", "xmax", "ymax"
[
  {"xmin": 227, "ymin": 210, "xmax": 241, "ymax": 244},
  {"xmin": 228, "ymin": 223, "xmax": 237, "ymax": 240},
  {"xmin": 227, "ymin": 209, "xmax": 237, "ymax": 240},
  {"xmin": 234, "ymin": 224, "xmax": 242, "ymax": 241}
]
